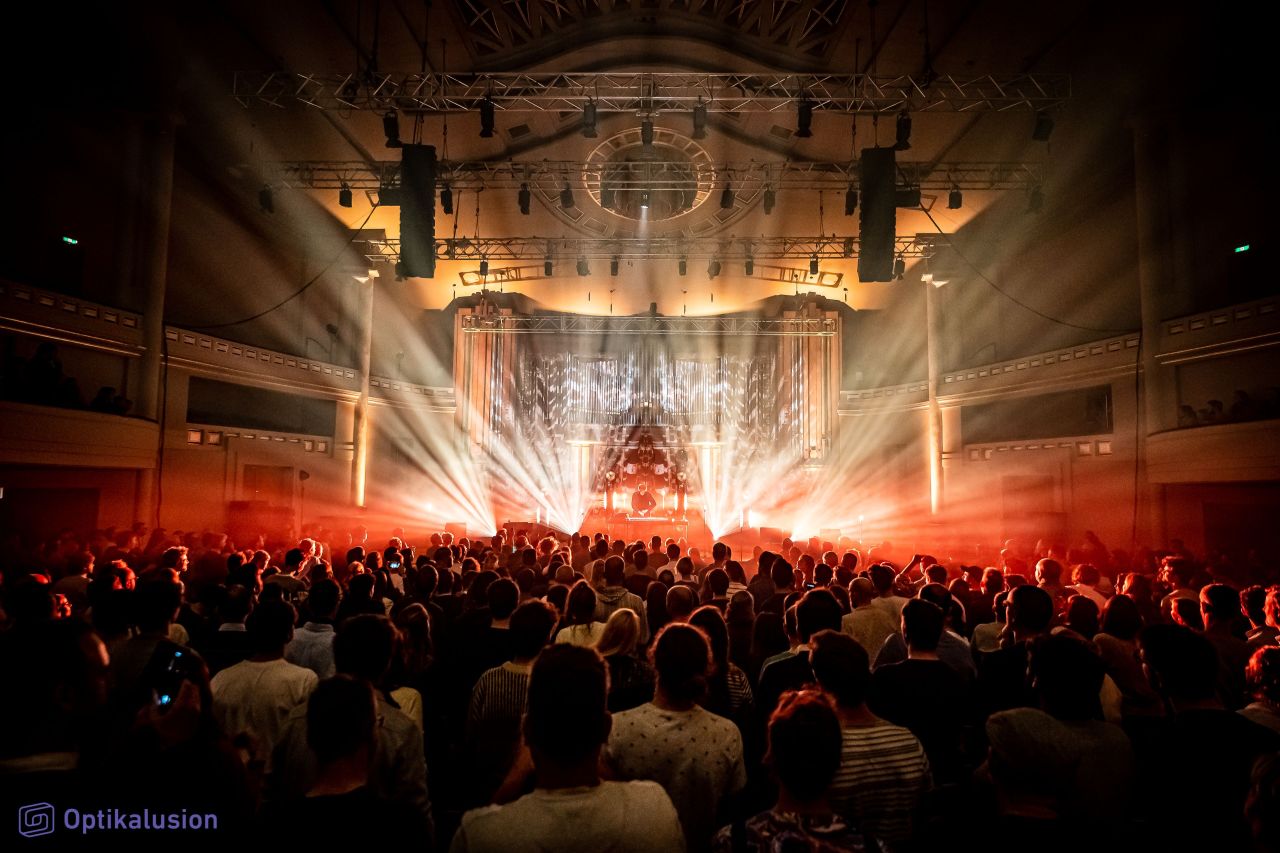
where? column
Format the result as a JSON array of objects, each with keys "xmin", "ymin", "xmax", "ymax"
[
  {"xmin": 136, "ymin": 115, "xmax": 175, "ymax": 422},
  {"xmin": 128, "ymin": 115, "xmax": 176, "ymax": 527},
  {"xmin": 1130, "ymin": 113, "xmax": 1179, "ymax": 436},
  {"xmin": 925, "ymin": 279, "xmax": 944, "ymax": 515},
  {"xmin": 350, "ymin": 274, "xmax": 374, "ymax": 507}
]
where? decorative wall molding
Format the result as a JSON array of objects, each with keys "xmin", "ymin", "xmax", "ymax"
[
  {"xmin": 961, "ymin": 435, "xmax": 1116, "ymax": 461},
  {"xmin": 837, "ymin": 381, "xmax": 929, "ymax": 415},
  {"xmin": 369, "ymin": 377, "xmax": 457, "ymax": 412},
  {"xmin": 183, "ymin": 425, "xmax": 333, "ymax": 453},
  {"xmin": 935, "ymin": 334, "xmax": 1140, "ymax": 405},
  {"xmin": 0, "ymin": 278, "xmax": 143, "ymax": 356},
  {"xmin": 1157, "ymin": 296, "xmax": 1280, "ymax": 365},
  {"xmin": 164, "ymin": 327, "xmax": 363, "ymax": 402}
]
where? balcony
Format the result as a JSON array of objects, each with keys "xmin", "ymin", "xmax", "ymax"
[
  {"xmin": 1146, "ymin": 419, "xmax": 1280, "ymax": 484},
  {"xmin": 0, "ymin": 401, "xmax": 158, "ymax": 468}
]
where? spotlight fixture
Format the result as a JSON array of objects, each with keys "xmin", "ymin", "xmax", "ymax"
[
  {"xmin": 762, "ymin": 187, "xmax": 775, "ymax": 215},
  {"xmin": 258, "ymin": 185, "xmax": 273, "ymax": 213},
  {"xmin": 610, "ymin": 256, "xmax": 620, "ymax": 276},
  {"xmin": 678, "ymin": 257, "xmax": 687, "ymax": 276},
  {"xmin": 844, "ymin": 185, "xmax": 858, "ymax": 215},
  {"xmin": 383, "ymin": 111, "xmax": 401, "ymax": 148},
  {"xmin": 440, "ymin": 184, "xmax": 454, "ymax": 215},
  {"xmin": 809, "ymin": 255, "xmax": 819, "ymax": 276},
  {"xmin": 893, "ymin": 256, "xmax": 906, "ymax": 280},
  {"xmin": 796, "ymin": 98, "xmax": 813, "ymax": 138},
  {"xmin": 948, "ymin": 188, "xmax": 963, "ymax": 209},
  {"xmin": 560, "ymin": 184, "xmax": 575, "ymax": 209},
  {"xmin": 1028, "ymin": 186, "xmax": 1044, "ymax": 212},
  {"xmin": 692, "ymin": 98, "xmax": 707, "ymax": 139},
  {"xmin": 479, "ymin": 96, "xmax": 496, "ymax": 138},
  {"xmin": 479, "ymin": 259, "xmax": 489, "ymax": 276},
  {"xmin": 518, "ymin": 183, "xmax": 531, "ymax": 215},
  {"xmin": 1032, "ymin": 111, "xmax": 1055, "ymax": 142},
  {"xmin": 583, "ymin": 100, "xmax": 598, "ymax": 138},
  {"xmin": 639, "ymin": 188, "xmax": 650, "ymax": 209},
  {"xmin": 544, "ymin": 259, "xmax": 553, "ymax": 277},
  {"xmin": 720, "ymin": 185, "xmax": 734, "ymax": 209},
  {"xmin": 895, "ymin": 111, "xmax": 912, "ymax": 151},
  {"xmin": 576, "ymin": 257, "xmax": 590, "ymax": 276},
  {"xmin": 641, "ymin": 119, "xmax": 654, "ymax": 147},
  {"xmin": 744, "ymin": 258, "xmax": 754, "ymax": 276},
  {"xmin": 338, "ymin": 184, "xmax": 353, "ymax": 208},
  {"xmin": 707, "ymin": 259, "xmax": 721, "ymax": 279},
  {"xmin": 600, "ymin": 183, "xmax": 615, "ymax": 209}
]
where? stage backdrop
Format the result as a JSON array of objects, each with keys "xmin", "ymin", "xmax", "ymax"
[{"xmin": 452, "ymin": 299, "xmax": 840, "ymax": 532}]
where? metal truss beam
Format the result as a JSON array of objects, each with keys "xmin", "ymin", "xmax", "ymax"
[
  {"xmin": 235, "ymin": 71, "xmax": 1069, "ymax": 114},
  {"xmin": 270, "ymin": 159, "xmax": 1043, "ymax": 191},
  {"xmin": 459, "ymin": 314, "xmax": 838, "ymax": 336},
  {"xmin": 361, "ymin": 234, "xmax": 946, "ymax": 264}
]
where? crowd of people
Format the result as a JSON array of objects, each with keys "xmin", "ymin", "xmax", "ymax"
[
  {"xmin": 1, "ymin": 340, "xmax": 133, "ymax": 414},
  {"xmin": 2, "ymin": 521, "xmax": 1279, "ymax": 851}
]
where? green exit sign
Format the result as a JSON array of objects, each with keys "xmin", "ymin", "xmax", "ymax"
[{"xmin": 1234, "ymin": 244, "xmax": 1250, "ymax": 253}]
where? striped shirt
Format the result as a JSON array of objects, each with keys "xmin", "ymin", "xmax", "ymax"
[
  {"xmin": 727, "ymin": 664, "xmax": 754, "ymax": 715},
  {"xmin": 467, "ymin": 661, "xmax": 532, "ymax": 739},
  {"xmin": 829, "ymin": 722, "xmax": 931, "ymax": 843}
]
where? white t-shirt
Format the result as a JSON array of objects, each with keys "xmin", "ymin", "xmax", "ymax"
[
  {"xmin": 450, "ymin": 781, "xmax": 685, "ymax": 853},
  {"xmin": 211, "ymin": 658, "xmax": 317, "ymax": 770},
  {"xmin": 607, "ymin": 703, "xmax": 746, "ymax": 849},
  {"xmin": 555, "ymin": 622, "xmax": 606, "ymax": 647},
  {"xmin": 870, "ymin": 595, "xmax": 910, "ymax": 622}
]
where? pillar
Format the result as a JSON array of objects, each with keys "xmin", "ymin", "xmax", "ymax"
[
  {"xmin": 350, "ymin": 274, "xmax": 374, "ymax": 507},
  {"xmin": 925, "ymin": 279, "xmax": 944, "ymax": 515},
  {"xmin": 136, "ymin": 116, "xmax": 175, "ymax": 422}
]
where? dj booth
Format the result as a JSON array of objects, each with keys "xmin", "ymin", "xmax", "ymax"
[
  {"xmin": 502, "ymin": 512, "xmax": 696, "ymax": 544},
  {"xmin": 606, "ymin": 515, "xmax": 690, "ymax": 543}
]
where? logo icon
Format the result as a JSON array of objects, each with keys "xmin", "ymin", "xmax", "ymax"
[{"xmin": 18, "ymin": 803, "xmax": 56, "ymax": 838}]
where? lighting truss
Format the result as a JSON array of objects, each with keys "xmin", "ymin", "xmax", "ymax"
[
  {"xmin": 459, "ymin": 315, "xmax": 838, "ymax": 336},
  {"xmin": 361, "ymin": 234, "xmax": 946, "ymax": 264},
  {"xmin": 270, "ymin": 159, "xmax": 1044, "ymax": 192},
  {"xmin": 234, "ymin": 71, "xmax": 1070, "ymax": 114}
]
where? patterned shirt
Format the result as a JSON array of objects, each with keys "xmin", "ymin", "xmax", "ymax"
[
  {"xmin": 608, "ymin": 702, "xmax": 747, "ymax": 850},
  {"xmin": 712, "ymin": 809, "xmax": 881, "ymax": 852}
]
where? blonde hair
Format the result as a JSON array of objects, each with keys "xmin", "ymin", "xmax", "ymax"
[{"xmin": 595, "ymin": 608, "xmax": 641, "ymax": 658}]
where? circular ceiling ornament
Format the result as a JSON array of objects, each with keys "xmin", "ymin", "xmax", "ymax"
[{"xmin": 534, "ymin": 126, "xmax": 764, "ymax": 238}]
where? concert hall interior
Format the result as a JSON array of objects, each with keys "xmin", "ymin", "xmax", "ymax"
[
  {"xmin": 2, "ymin": 2, "xmax": 1272, "ymax": 557},
  {"xmin": 3, "ymin": 2, "xmax": 1280, "ymax": 851}
]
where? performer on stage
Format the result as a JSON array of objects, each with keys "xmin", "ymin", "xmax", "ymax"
[{"xmin": 631, "ymin": 482, "xmax": 657, "ymax": 517}]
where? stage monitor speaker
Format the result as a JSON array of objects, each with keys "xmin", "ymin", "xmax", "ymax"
[
  {"xmin": 400, "ymin": 144, "xmax": 437, "ymax": 278},
  {"xmin": 858, "ymin": 146, "xmax": 896, "ymax": 282}
]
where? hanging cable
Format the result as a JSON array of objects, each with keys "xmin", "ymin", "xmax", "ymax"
[
  {"xmin": 1130, "ymin": 330, "xmax": 1143, "ymax": 554},
  {"xmin": 182, "ymin": 203, "xmax": 380, "ymax": 330},
  {"xmin": 917, "ymin": 204, "xmax": 1132, "ymax": 334}
]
